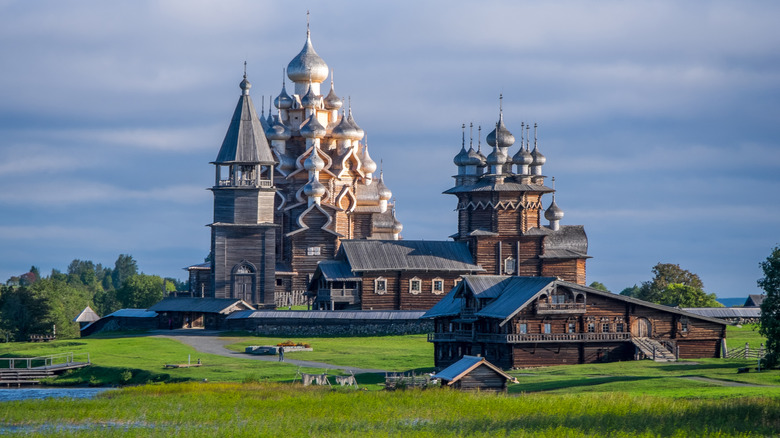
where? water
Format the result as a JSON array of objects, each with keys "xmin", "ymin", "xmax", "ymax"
[{"xmin": 0, "ymin": 387, "xmax": 114, "ymax": 402}]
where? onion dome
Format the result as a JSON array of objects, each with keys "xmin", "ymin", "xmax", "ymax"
[
  {"xmin": 392, "ymin": 214, "xmax": 403, "ymax": 234},
  {"xmin": 513, "ymin": 145, "xmax": 533, "ymax": 167},
  {"xmin": 465, "ymin": 146, "xmax": 483, "ymax": 166},
  {"xmin": 545, "ymin": 197, "xmax": 564, "ymax": 222},
  {"xmin": 239, "ymin": 75, "xmax": 251, "ymax": 95},
  {"xmin": 377, "ymin": 172, "xmax": 392, "ymax": 200},
  {"xmin": 487, "ymin": 148, "xmax": 507, "ymax": 167},
  {"xmin": 323, "ymin": 77, "xmax": 343, "ymax": 110},
  {"xmin": 300, "ymin": 82, "xmax": 320, "ymax": 108},
  {"xmin": 346, "ymin": 107, "xmax": 364, "ymax": 140},
  {"xmin": 274, "ymin": 82, "xmax": 293, "ymax": 110},
  {"xmin": 475, "ymin": 144, "xmax": 487, "ymax": 168},
  {"xmin": 300, "ymin": 115, "xmax": 326, "ymax": 139},
  {"xmin": 287, "ymin": 28, "xmax": 329, "ymax": 84},
  {"xmin": 331, "ymin": 111, "xmax": 357, "ymax": 140},
  {"xmin": 454, "ymin": 124, "xmax": 469, "ymax": 166},
  {"xmin": 304, "ymin": 149, "xmax": 325, "ymax": 171},
  {"xmin": 361, "ymin": 143, "xmax": 377, "ymax": 175},
  {"xmin": 266, "ymin": 117, "xmax": 292, "ymax": 141},
  {"xmin": 531, "ymin": 144, "xmax": 546, "ymax": 167},
  {"xmin": 486, "ymin": 113, "xmax": 516, "ymax": 149},
  {"xmin": 303, "ymin": 179, "xmax": 326, "ymax": 198}
]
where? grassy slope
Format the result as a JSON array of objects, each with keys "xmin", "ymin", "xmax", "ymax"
[{"xmin": 2, "ymin": 383, "xmax": 779, "ymax": 437}]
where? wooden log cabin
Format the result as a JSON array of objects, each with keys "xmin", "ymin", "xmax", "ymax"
[
  {"xmin": 433, "ymin": 355, "xmax": 517, "ymax": 392},
  {"xmin": 308, "ymin": 240, "xmax": 483, "ymax": 310},
  {"xmin": 423, "ymin": 276, "xmax": 728, "ymax": 368}
]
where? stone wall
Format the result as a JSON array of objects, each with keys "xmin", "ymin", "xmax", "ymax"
[{"xmin": 228, "ymin": 318, "xmax": 433, "ymax": 337}]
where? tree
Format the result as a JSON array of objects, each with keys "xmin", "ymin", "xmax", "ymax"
[
  {"xmin": 112, "ymin": 254, "xmax": 138, "ymax": 290},
  {"xmin": 620, "ymin": 285, "xmax": 641, "ymax": 297},
  {"xmin": 634, "ymin": 263, "xmax": 706, "ymax": 304},
  {"xmin": 589, "ymin": 282, "xmax": 610, "ymax": 293},
  {"xmin": 117, "ymin": 274, "xmax": 165, "ymax": 309},
  {"xmin": 655, "ymin": 283, "xmax": 721, "ymax": 308},
  {"xmin": 758, "ymin": 246, "xmax": 780, "ymax": 368}
]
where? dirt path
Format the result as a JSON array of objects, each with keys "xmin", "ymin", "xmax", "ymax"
[{"xmin": 150, "ymin": 330, "xmax": 389, "ymax": 374}]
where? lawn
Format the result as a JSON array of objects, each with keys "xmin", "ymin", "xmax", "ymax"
[
  {"xmin": 222, "ymin": 333, "xmax": 434, "ymax": 372},
  {"xmin": 1, "ymin": 382, "xmax": 778, "ymax": 437}
]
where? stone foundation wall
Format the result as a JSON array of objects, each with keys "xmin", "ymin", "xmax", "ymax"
[{"xmin": 228, "ymin": 319, "xmax": 433, "ymax": 337}]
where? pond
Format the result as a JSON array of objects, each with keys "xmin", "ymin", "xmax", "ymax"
[{"xmin": 0, "ymin": 387, "xmax": 114, "ymax": 402}]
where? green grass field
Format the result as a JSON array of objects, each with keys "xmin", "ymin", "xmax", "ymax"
[{"xmin": 0, "ymin": 325, "xmax": 778, "ymax": 436}]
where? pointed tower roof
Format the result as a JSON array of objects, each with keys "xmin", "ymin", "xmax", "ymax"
[
  {"xmin": 214, "ymin": 73, "xmax": 275, "ymax": 165},
  {"xmin": 73, "ymin": 305, "xmax": 100, "ymax": 323}
]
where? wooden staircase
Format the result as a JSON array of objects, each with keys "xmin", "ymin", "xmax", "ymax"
[{"xmin": 631, "ymin": 337, "xmax": 676, "ymax": 362}]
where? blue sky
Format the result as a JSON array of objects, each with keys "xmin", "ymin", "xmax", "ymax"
[{"xmin": 1, "ymin": 1, "xmax": 778, "ymax": 298}]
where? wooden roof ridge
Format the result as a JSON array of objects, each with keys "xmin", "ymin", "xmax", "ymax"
[{"xmin": 433, "ymin": 355, "xmax": 517, "ymax": 385}]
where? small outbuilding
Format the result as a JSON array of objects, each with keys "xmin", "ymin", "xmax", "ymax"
[
  {"xmin": 73, "ymin": 306, "xmax": 100, "ymax": 329},
  {"xmin": 148, "ymin": 297, "xmax": 255, "ymax": 330},
  {"xmin": 433, "ymin": 355, "xmax": 517, "ymax": 392}
]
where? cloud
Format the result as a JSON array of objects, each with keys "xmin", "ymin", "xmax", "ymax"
[{"xmin": 0, "ymin": 181, "xmax": 208, "ymax": 205}]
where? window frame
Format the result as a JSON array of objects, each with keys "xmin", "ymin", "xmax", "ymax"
[
  {"xmin": 374, "ymin": 277, "xmax": 387, "ymax": 295},
  {"xmin": 409, "ymin": 277, "xmax": 422, "ymax": 295}
]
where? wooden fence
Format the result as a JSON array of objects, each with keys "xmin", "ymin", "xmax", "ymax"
[{"xmin": 724, "ymin": 343, "xmax": 766, "ymax": 360}]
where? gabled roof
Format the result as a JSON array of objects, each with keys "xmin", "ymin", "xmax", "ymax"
[
  {"xmin": 433, "ymin": 355, "xmax": 516, "ymax": 384},
  {"xmin": 339, "ymin": 240, "xmax": 483, "ymax": 273},
  {"xmin": 73, "ymin": 306, "xmax": 100, "ymax": 323},
  {"xmin": 423, "ymin": 276, "xmax": 728, "ymax": 326},
  {"xmin": 148, "ymin": 297, "xmax": 255, "ymax": 314},
  {"xmin": 745, "ymin": 294, "xmax": 765, "ymax": 307},
  {"xmin": 213, "ymin": 85, "xmax": 275, "ymax": 165},
  {"xmin": 107, "ymin": 308, "xmax": 158, "ymax": 318}
]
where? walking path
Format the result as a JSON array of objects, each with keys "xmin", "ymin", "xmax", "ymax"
[
  {"xmin": 680, "ymin": 376, "xmax": 771, "ymax": 387},
  {"xmin": 150, "ymin": 330, "xmax": 389, "ymax": 374}
]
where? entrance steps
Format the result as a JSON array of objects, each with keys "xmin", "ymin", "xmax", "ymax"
[{"xmin": 631, "ymin": 337, "xmax": 676, "ymax": 362}]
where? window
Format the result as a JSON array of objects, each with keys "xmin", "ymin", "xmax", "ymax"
[
  {"xmin": 681, "ymin": 318, "xmax": 689, "ymax": 333},
  {"xmin": 307, "ymin": 246, "xmax": 321, "ymax": 256},
  {"xmin": 552, "ymin": 294, "xmax": 566, "ymax": 304},
  {"xmin": 616, "ymin": 323, "xmax": 624, "ymax": 333},
  {"xmin": 587, "ymin": 323, "xmax": 595, "ymax": 333},
  {"xmin": 519, "ymin": 323, "xmax": 528, "ymax": 334},
  {"xmin": 543, "ymin": 323, "xmax": 551, "ymax": 334},
  {"xmin": 568, "ymin": 322, "xmax": 576, "ymax": 333},
  {"xmin": 432, "ymin": 278, "xmax": 444, "ymax": 294},
  {"xmin": 504, "ymin": 257, "xmax": 516, "ymax": 275},
  {"xmin": 375, "ymin": 277, "xmax": 387, "ymax": 295},
  {"xmin": 409, "ymin": 277, "xmax": 422, "ymax": 295},
  {"xmin": 276, "ymin": 278, "xmax": 283, "ymax": 286},
  {"xmin": 602, "ymin": 323, "xmax": 610, "ymax": 333}
]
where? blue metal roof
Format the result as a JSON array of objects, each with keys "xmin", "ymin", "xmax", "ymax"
[
  {"xmin": 317, "ymin": 261, "xmax": 360, "ymax": 281},
  {"xmin": 107, "ymin": 309, "xmax": 157, "ymax": 318},
  {"xmin": 477, "ymin": 277, "xmax": 556, "ymax": 320},
  {"xmin": 432, "ymin": 355, "xmax": 514, "ymax": 384}
]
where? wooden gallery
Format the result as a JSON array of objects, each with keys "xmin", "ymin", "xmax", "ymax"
[{"xmin": 172, "ymin": 22, "xmax": 727, "ymax": 367}]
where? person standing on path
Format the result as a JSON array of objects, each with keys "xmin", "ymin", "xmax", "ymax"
[{"xmin": 278, "ymin": 346, "xmax": 285, "ymax": 362}]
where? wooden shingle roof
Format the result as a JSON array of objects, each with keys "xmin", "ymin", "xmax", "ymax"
[
  {"xmin": 213, "ymin": 85, "xmax": 275, "ymax": 165},
  {"xmin": 339, "ymin": 240, "xmax": 483, "ymax": 273},
  {"xmin": 73, "ymin": 306, "xmax": 100, "ymax": 323}
]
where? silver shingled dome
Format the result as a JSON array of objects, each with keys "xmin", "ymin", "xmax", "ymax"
[{"xmin": 287, "ymin": 31, "xmax": 329, "ymax": 84}]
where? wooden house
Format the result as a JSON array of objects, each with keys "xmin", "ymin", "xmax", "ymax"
[
  {"xmin": 147, "ymin": 297, "xmax": 254, "ymax": 330},
  {"xmin": 423, "ymin": 276, "xmax": 728, "ymax": 368},
  {"xmin": 308, "ymin": 240, "xmax": 483, "ymax": 310},
  {"xmin": 433, "ymin": 355, "xmax": 517, "ymax": 392}
]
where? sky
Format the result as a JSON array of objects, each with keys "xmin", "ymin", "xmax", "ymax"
[{"xmin": 0, "ymin": 0, "xmax": 778, "ymax": 299}]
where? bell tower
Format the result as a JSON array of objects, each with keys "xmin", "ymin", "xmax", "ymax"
[{"xmin": 209, "ymin": 69, "xmax": 278, "ymax": 307}]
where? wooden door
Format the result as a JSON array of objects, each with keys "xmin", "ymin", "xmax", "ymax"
[{"xmin": 631, "ymin": 317, "xmax": 651, "ymax": 337}]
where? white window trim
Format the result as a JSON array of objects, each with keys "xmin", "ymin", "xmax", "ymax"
[
  {"xmin": 374, "ymin": 277, "xmax": 387, "ymax": 295},
  {"xmin": 431, "ymin": 278, "xmax": 444, "ymax": 295},
  {"xmin": 409, "ymin": 277, "xmax": 422, "ymax": 295},
  {"xmin": 504, "ymin": 257, "xmax": 516, "ymax": 275}
]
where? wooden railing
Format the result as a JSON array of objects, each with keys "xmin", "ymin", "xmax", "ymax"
[
  {"xmin": 0, "ymin": 352, "xmax": 90, "ymax": 370},
  {"xmin": 725, "ymin": 343, "xmax": 766, "ymax": 360},
  {"xmin": 428, "ymin": 331, "xmax": 631, "ymax": 343}
]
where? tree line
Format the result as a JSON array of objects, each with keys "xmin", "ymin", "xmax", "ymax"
[
  {"xmin": 588, "ymin": 262, "xmax": 722, "ymax": 308},
  {"xmin": 0, "ymin": 254, "xmax": 185, "ymax": 341}
]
